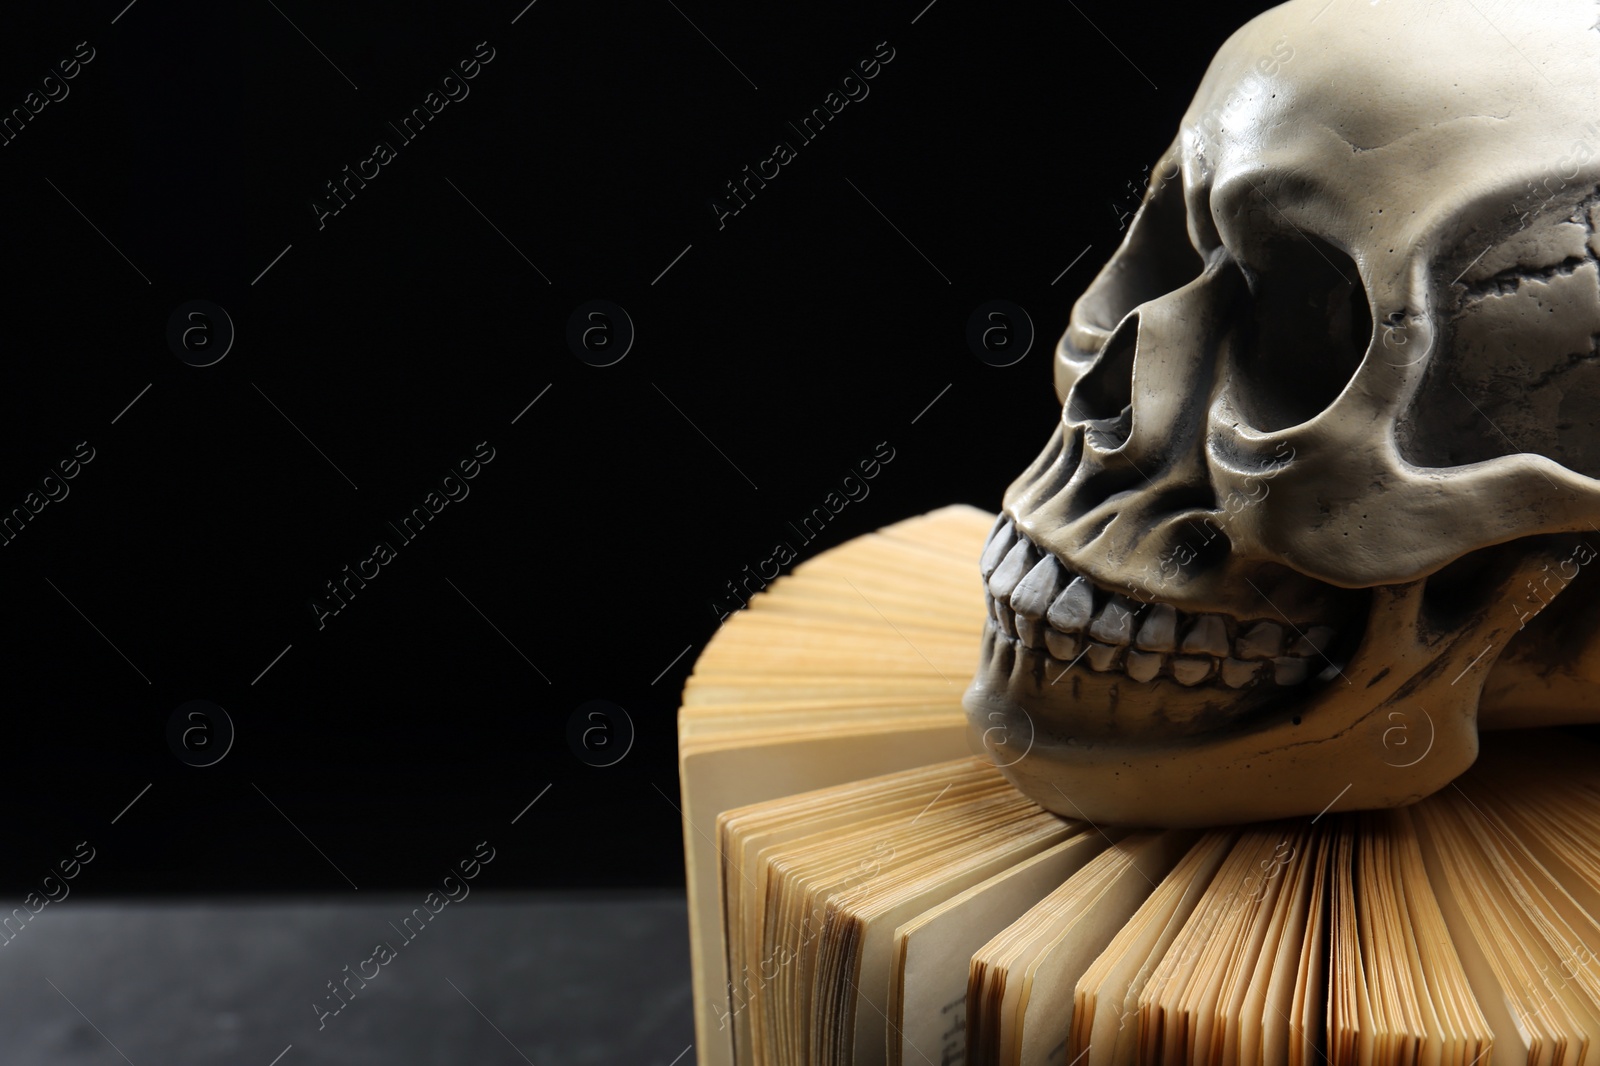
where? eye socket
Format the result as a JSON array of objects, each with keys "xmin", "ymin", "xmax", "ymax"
[
  {"xmin": 1229, "ymin": 236, "xmax": 1371, "ymax": 431},
  {"xmin": 1066, "ymin": 161, "xmax": 1205, "ymax": 356}
]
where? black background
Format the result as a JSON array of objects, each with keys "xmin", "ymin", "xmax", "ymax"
[{"xmin": 0, "ymin": 0, "xmax": 1273, "ymax": 896}]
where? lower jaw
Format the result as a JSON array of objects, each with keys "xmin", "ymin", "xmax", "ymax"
[
  {"xmin": 968, "ymin": 622, "xmax": 1308, "ymax": 744},
  {"xmin": 960, "ymin": 604, "xmax": 1482, "ymax": 828},
  {"xmin": 959, "ymin": 571, "xmax": 1541, "ymax": 826}
]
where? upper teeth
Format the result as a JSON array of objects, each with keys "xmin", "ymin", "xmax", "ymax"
[{"xmin": 980, "ymin": 517, "xmax": 1337, "ymax": 690}]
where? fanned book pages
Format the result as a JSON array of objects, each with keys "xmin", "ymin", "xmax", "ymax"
[{"xmin": 675, "ymin": 506, "xmax": 1600, "ymax": 1066}]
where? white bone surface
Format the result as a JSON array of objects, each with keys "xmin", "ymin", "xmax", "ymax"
[{"xmin": 964, "ymin": 0, "xmax": 1600, "ymax": 826}]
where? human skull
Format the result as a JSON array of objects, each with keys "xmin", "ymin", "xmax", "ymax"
[{"xmin": 964, "ymin": 0, "xmax": 1600, "ymax": 826}]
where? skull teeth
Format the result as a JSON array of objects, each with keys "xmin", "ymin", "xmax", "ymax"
[
  {"xmin": 979, "ymin": 518, "xmax": 1018, "ymax": 581},
  {"xmin": 1047, "ymin": 575, "xmax": 1096, "ymax": 632},
  {"xmin": 1235, "ymin": 622, "xmax": 1284, "ymax": 660},
  {"xmin": 987, "ymin": 539, "xmax": 1039, "ymax": 602},
  {"xmin": 1084, "ymin": 641, "xmax": 1124, "ymax": 672},
  {"xmin": 980, "ymin": 519, "xmax": 1342, "ymax": 690},
  {"xmin": 1178, "ymin": 614, "xmax": 1231, "ymax": 657},
  {"xmin": 1044, "ymin": 628, "xmax": 1081, "ymax": 661},
  {"xmin": 1010, "ymin": 554, "xmax": 1064, "ymax": 622},
  {"xmin": 1134, "ymin": 604, "xmax": 1178, "ymax": 652},
  {"xmin": 1087, "ymin": 597, "xmax": 1138, "ymax": 645}
]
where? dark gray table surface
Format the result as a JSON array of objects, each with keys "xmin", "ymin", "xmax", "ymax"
[{"xmin": 0, "ymin": 890, "xmax": 695, "ymax": 1065}]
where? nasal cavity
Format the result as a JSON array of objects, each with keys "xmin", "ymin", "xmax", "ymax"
[{"xmin": 1066, "ymin": 311, "xmax": 1138, "ymax": 448}]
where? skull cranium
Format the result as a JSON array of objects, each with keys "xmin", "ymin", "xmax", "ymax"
[{"xmin": 964, "ymin": 0, "xmax": 1600, "ymax": 826}]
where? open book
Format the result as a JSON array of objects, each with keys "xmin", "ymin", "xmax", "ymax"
[{"xmin": 677, "ymin": 506, "xmax": 1600, "ymax": 1066}]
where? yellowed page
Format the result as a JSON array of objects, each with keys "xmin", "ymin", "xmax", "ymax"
[
  {"xmin": 1074, "ymin": 831, "xmax": 1236, "ymax": 1066},
  {"xmin": 684, "ymin": 724, "xmax": 967, "ymax": 1062},
  {"xmin": 890, "ymin": 831, "xmax": 1110, "ymax": 1066},
  {"xmin": 1015, "ymin": 831, "xmax": 1195, "ymax": 1066}
]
